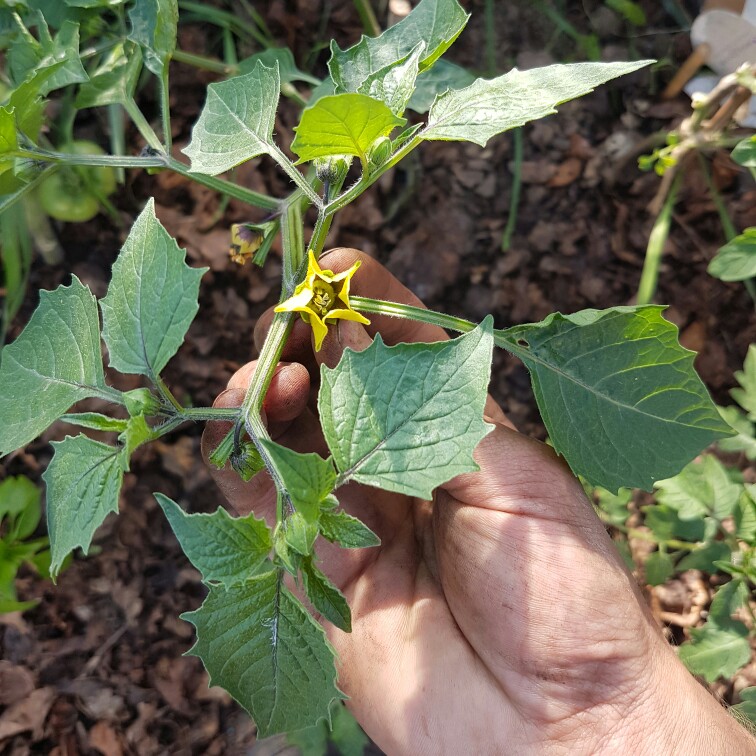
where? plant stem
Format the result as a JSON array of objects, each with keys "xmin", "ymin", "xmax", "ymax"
[
  {"xmin": 178, "ymin": 407, "xmax": 241, "ymax": 421},
  {"xmin": 123, "ymin": 98, "xmax": 164, "ymax": 152},
  {"xmin": 268, "ymin": 143, "xmax": 322, "ymax": 207},
  {"xmin": 154, "ymin": 374, "xmax": 183, "ymax": 413},
  {"xmin": 352, "ymin": 296, "xmax": 481, "ymax": 335},
  {"xmin": 173, "ymin": 48, "xmax": 235, "ymax": 75},
  {"xmin": 164, "ymin": 157, "xmax": 280, "ymax": 211},
  {"xmin": 178, "ymin": 0, "xmax": 270, "ymax": 46},
  {"xmin": 484, "ymin": 0, "xmax": 496, "ymax": 75},
  {"xmin": 15, "ymin": 149, "xmax": 162, "ymax": 169},
  {"xmin": 637, "ymin": 174, "xmax": 680, "ymax": 305},
  {"xmin": 501, "ymin": 127, "xmax": 523, "ymax": 251},
  {"xmin": 352, "ymin": 0, "xmax": 381, "ymax": 36},
  {"xmin": 0, "ymin": 164, "xmax": 58, "ymax": 215},
  {"xmin": 159, "ymin": 67, "xmax": 172, "ymax": 153}
]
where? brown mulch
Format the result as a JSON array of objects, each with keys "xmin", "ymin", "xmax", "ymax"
[{"xmin": 2, "ymin": 1, "xmax": 756, "ymax": 753}]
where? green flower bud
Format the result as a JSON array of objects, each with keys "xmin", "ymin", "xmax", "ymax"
[
  {"xmin": 368, "ymin": 136, "xmax": 392, "ymax": 169},
  {"xmin": 314, "ymin": 154, "xmax": 352, "ymax": 185},
  {"xmin": 123, "ymin": 388, "xmax": 162, "ymax": 417}
]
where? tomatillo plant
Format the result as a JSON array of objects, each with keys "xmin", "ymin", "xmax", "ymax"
[{"xmin": 0, "ymin": 0, "xmax": 735, "ymax": 738}]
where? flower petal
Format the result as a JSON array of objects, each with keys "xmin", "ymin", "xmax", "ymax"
[
  {"xmin": 325, "ymin": 308, "xmax": 371, "ymax": 326},
  {"xmin": 309, "ymin": 313, "xmax": 329, "ymax": 351},
  {"xmin": 274, "ymin": 285, "xmax": 315, "ymax": 313}
]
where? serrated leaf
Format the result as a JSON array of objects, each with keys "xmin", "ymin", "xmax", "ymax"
[
  {"xmin": 127, "ymin": 0, "xmax": 177, "ymax": 76},
  {"xmin": 732, "ymin": 687, "xmax": 756, "ymax": 727},
  {"xmin": 43, "ymin": 435, "xmax": 125, "ymax": 576},
  {"xmin": 301, "ymin": 556, "xmax": 351, "ymax": 631},
  {"xmin": 676, "ymin": 541, "xmax": 731, "ymax": 573},
  {"xmin": 732, "ymin": 136, "xmax": 756, "ymax": 167},
  {"xmin": 644, "ymin": 550, "xmax": 674, "ymax": 585},
  {"xmin": 708, "ymin": 228, "xmax": 756, "ymax": 282},
  {"xmin": 731, "ymin": 345, "xmax": 756, "ymax": 420},
  {"xmin": 328, "ymin": 0, "xmax": 469, "ymax": 93},
  {"xmin": 319, "ymin": 320, "xmax": 493, "ymax": 499},
  {"xmin": 183, "ymin": 570, "xmax": 343, "ymax": 737},
  {"xmin": 238, "ymin": 47, "xmax": 320, "ymax": 85},
  {"xmin": 422, "ymin": 60, "xmax": 651, "ymax": 145},
  {"xmin": 678, "ymin": 623, "xmax": 750, "ymax": 682},
  {"xmin": 319, "ymin": 509, "xmax": 380, "ymax": 549},
  {"xmin": 61, "ymin": 412, "xmax": 129, "ymax": 433},
  {"xmin": 156, "ymin": 493, "xmax": 271, "ymax": 586},
  {"xmin": 75, "ymin": 41, "xmax": 143, "ymax": 109},
  {"xmin": 258, "ymin": 439, "xmax": 336, "ymax": 520},
  {"xmin": 717, "ymin": 405, "xmax": 756, "ymax": 460},
  {"xmin": 593, "ymin": 486, "xmax": 632, "ymax": 528},
  {"xmin": 500, "ymin": 307, "xmax": 732, "ymax": 492},
  {"xmin": 355, "ymin": 42, "xmax": 424, "ymax": 116},
  {"xmin": 182, "ymin": 62, "xmax": 280, "ymax": 175},
  {"xmin": 291, "ymin": 93, "xmax": 405, "ymax": 163},
  {"xmin": 408, "ymin": 59, "xmax": 475, "ymax": 113},
  {"xmin": 8, "ymin": 18, "xmax": 88, "ymax": 93},
  {"xmin": 654, "ymin": 455, "xmax": 741, "ymax": 521},
  {"xmin": 0, "ymin": 276, "xmax": 108, "ymax": 456},
  {"xmin": 100, "ymin": 199, "xmax": 206, "ymax": 377}
]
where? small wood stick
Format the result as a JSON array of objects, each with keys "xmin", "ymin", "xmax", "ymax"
[{"xmin": 662, "ymin": 43, "xmax": 711, "ymax": 100}]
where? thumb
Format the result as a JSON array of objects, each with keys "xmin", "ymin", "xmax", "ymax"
[{"xmin": 315, "ymin": 318, "xmax": 373, "ymax": 369}]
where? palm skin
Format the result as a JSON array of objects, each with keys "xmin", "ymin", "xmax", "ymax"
[{"xmin": 202, "ymin": 249, "xmax": 754, "ymax": 755}]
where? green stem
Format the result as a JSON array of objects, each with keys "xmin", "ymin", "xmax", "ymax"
[
  {"xmin": 0, "ymin": 164, "xmax": 58, "ymax": 215},
  {"xmin": 179, "ymin": 0, "xmax": 270, "ymax": 46},
  {"xmin": 178, "ymin": 407, "xmax": 241, "ymax": 421},
  {"xmin": 159, "ymin": 67, "xmax": 172, "ymax": 153},
  {"xmin": 106, "ymin": 104, "xmax": 126, "ymax": 184},
  {"xmin": 501, "ymin": 127, "xmax": 523, "ymax": 251},
  {"xmin": 698, "ymin": 154, "xmax": 736, "ymax": 241},
  {"xmin": 281, "ymin": 196, "xmax": 305, "ymax": 294},
  {"xmin": 637, "ymin": 175, "xmax": 680, "ymax": 305},
  {"xmin": 165, "ymin": 157, "xmax": 280, "ymax": 211},
  {"xmin": 172, "ymin": 48, "xmax": 235, "ymax": 75},
  {"xmin": 123, "ymin": 98, "xmax": 163, "ymax": 152},
  {"xmin": 351, "ymin": 296, "xmax": 480, "ymax": 335},
  {"xmin": 268, "ymin": 143, "xmax": 322, "ymax": 207},
  {"xmin": 352, "ymin": 0, "xmax": 381, "ymax": 36},
  {"xmin": 153, "ymin": 374, "xmax": 183, "ymax": 413},
  {"xmin": 484, "ymin": 0, "xmax": 496, "ymax": 75},
  {"xmin": 15, "ymin": 148, "xmax": 163, "ymax": 169}
]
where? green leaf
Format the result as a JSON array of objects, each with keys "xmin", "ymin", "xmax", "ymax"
[
  {"xmin": 644, "ymin": 550, "xmax": 674, "ymax": 586},
  {"xmin": 642, "ymin": 503, "xmax": 705, "ymax": 542},
  {"xmin": 732, "ymin": 687, "xmax": 756, "ymax": 728},
  {"xmin": 709, "ymin": 578, "xmax": 749, "ymax": 624},
  {"xmin": 100, "ymin": 199, "xmax": 206, "ymax": 377},
  {"xmin": 732, "ymin": 136, "xmax": 756, "ymax": 167},
  {"xmin": 291, "ymin": 93, "xmax": 405, "ymax": 163},
  {"xmin": 61, "ymin": 412, "xmax": 129, "ymax": 433},
  {"xmin": 408, "ymin": 59, "xmax": 475, "ymax": 113},
  {"xmin": 75, "ymin": 41, "xmax": 143, "ymax": 109},
  {"xmin": 328, "ymin": 0, "xmax": 469, "ymax": 92},
  {"xmin": 183, "ymin": 62, "xmax": 280, "ymax": 175},
  {"xmin": 717, "ymin": 406, "xmax": 756, "ymax": 460},
  {"xmin": 734, "ymin": 490, "xmax": 756, "ymax": 543},
  {"xmin": 678, "ymin": 623, "xmax": 750, "ymax": 682},
  {"xmin": 422, "ymin": 60, "xmax": 652, "ymax": 145},
  {"xmin": 605, "ymin": 0, "xmax": 646, "ymax": 25},
  {"xmin": 0, "ymin": 475, "xmax": 41, "ymax": 541},
  {"xmin": 42, "ymin": 435, "xmax": 125, "ymax": 576},
  {"xmin": 676, "ymin": 541, "xmax": 731, "ymax": 573},
  {"xmin": 0, "ymin": 106, "xmax": 18, "ymax": 164},
  {"xmin": 127, "ymin": 0, "xmax": 177, "ymax": 76},
  {"xmin": 0, "ymin": 276, "xmax": 107, "ymax": 456},
  {"xmin": 501, "ymin": 307, "xmax": 733, "ymax": 492},
  {"xmin": 258, "ymin": 440, "xmax": 336, "ymax": 520},
  {"xmin": 238, "ymin": 47, "xmax": 320, "ymax": 85},
  {"xmin": 282, "ymin": 512, "xmax": 318, "ymax": 556},
  {"xmin": 593, "ymin": 486, "xmax": 632, "ymax": 528},
  {"xmin": 156, "ymin": 493, "xmax": 271, "ymax": 586},
  {"xmin": 183, "ymin": 570, "xmax": 343, "ymax": 737},
  {"xmin": 119, "ymin": 413, "xmax": 152, "ymax": 458},
  {"xmin": 319, "ymin": 508, "xmax": 380, "ymax": 549},
  {"xmin": 708, "ymin": 228, "xmax": 756, "ymax": 282},
  {"xmin": 354, "ymin": 42, "xmax": 425, "ymax": 116},
  {"xmin": 731, "ymin": 345, "xmax": 756, "ymax": 421},
  {"xmin": 654, "ymin": 455, "xmax": 742, "ymax": 521},
  {"xmin": 301, "ymin": 556, "xmax": 351, "ymax": 632},
  {"xmin": 319, "ymin": 320, "xmax": 493, "ymax": 499},
  {"xmin": 8, "ymin": 18, "xmax": 88, "ymax": 94}
]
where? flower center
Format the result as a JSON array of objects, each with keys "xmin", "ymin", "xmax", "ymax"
[{"xmin": 311, "ymin": 280, "xmax": 336, "ymax": 316}]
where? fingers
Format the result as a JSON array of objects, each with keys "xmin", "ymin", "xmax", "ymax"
[{"xmin": 316, "ymin": 318, "xmax": 374, "ymax": 369}]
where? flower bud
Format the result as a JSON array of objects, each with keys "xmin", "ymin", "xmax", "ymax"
[
  {"xmin": 123, "ymin": 388, "xmax": 162, "ymax": 417},
  {"xmin": 368, "ymin": 136, "xmax": 392, "ymax": 169},
  {"xmin": 314, "ymin": 154, "xmax": 351, "ymax": 185}
]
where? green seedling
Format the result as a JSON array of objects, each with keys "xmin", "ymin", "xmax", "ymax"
[
  {"xmin": 0, "ymin": 0, "xmax": 737, "ymax": 737},
  {"xmin": 0, "ymin": 475, "xmax": 56, "ymax": 613}
]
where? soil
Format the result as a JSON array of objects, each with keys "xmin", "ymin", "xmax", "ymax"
[{"xmin": 2, "ymin": 1, "xmax": 755, "ymax": 754}]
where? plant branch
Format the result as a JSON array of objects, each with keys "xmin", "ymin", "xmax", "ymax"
[
  {"xmin": 123, "ymin": 98, "xmax": 164, "ymax": 152},
  {"xmin": 268, "ymin": 144, "xmax": 322, "ymax": 207},
  {"xmin": 159, "ymin": 67, "xmax": 173, "ymax": 153}
]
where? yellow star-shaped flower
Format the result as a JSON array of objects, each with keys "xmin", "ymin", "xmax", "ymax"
[{"xmin": 274, "ymin": 250, "xmax": 370, "ymax": 351}]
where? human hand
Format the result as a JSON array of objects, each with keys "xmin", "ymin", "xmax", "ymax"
[{"xmin": 203, "ymin": 249, "xmax": 754, "ymax": 755}]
